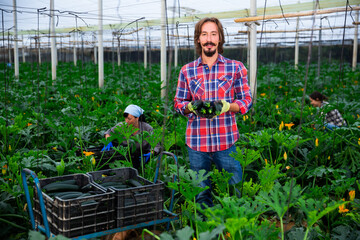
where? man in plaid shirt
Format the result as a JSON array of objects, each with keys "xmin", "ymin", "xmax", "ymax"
[{"xmin": 174, "ymin": 17, "xmax": 252, "ymax": 207}]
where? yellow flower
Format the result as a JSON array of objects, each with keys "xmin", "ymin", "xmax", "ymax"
[
  {"xmin": 9, "ymin": 145, "xmax": 11, "ymax": 151},
  {"xmin": 358, "ymin": 138, "xmax": 360, "ymax": 146},
  {"xmin": 328, "ymin": 156, "xmax": 331, "ymax": 160},
  {"xmin": 91, "ymin": 96, "xmax": 95, "ymax": 101},
  {"xmin": 276, "ymin": 105, "xmax": 279, "ymax": 109},
  {"xmin": 157, "ymin": 105, "xmax": 159, "ymax": 108},
  {"xmin": 2, "ymin": 164, "xmax": 7, "ymax": 175},
  {"xmin": 331, "ymin": 88, "xmax": 333, "ymax": 92},
  {"xmin": 279, "ymin": 85, "xmax": 282, "ymax": 89},
  {"xmin": 277, "ymin": 110, "xmax": 281, "ymax": 114},
  {"xmin": 279, "ymin": 121, "xmax": 284, "ymax": 131},
  {"xmin": 260, "ymin": 93, "xmax": 266, "ymax": 97},
  {"xmin": 339, "ymin": 204, "xmax": 349, "ymax": 213},
  {"xmin": 286, "ymin": 166, "xmax": 291, "ymax": 170},
  {"xmin": 91, "ymin": 157, "xmax": 96, "ymax": 166},
  {"xmin": 243, "ymin": 115, "xmax": 246, "ymax": 121},
  {"xmin": 315, "ymin": 138, "xmax": 319, "ymax": 147},
  {"xmin": 349, "ymin": 190, "xmax": 355, "ymax": 201},
  {"xmin": 264, "ymin": 159, "xmax": 268, "ymax": 165},
  {"xmin": 96, "ymin": 128, "xmax": 100, "ymax": 132},
  {"xmin": 357, "ymin": 114, "xmax": 360, "ymax": 119},
  {"xmin": 284, "ymin": 152, "xmax": 288, "ymax": 161},
  {"xmin": 52, "ymin": 147, "xmax": 57, "ymax": 151},
  {"xmin": 83, "ymin": 151, "xmax": 95, "ymax": 157},
  {"xmin": 226, "ymin": 232, "xmax": 231, "ymax": 238},
  {"xmin": 285, "ymin": 123, "xmax": 294, "ymax": 130},
  {"xmin": 27, "ymin": 123, "xmax": 32, "ymax": 127},
  {"xmin": 75, "ymin": 94, "xmax": 79, "ymax": 98}
]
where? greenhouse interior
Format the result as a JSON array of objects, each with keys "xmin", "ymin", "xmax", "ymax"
[{"xmin": 1, "ymin": 0, "xmax": 360, "ymax": 239}]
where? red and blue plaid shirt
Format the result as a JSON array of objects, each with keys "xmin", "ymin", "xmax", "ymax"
[{"xmin": 174, "ymin": 54, "xmax": 252, "ymax": 152}]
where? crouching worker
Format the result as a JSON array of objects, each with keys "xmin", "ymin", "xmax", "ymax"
[
  {"xmin": 102, "ymin": 104, "xmax": 161, "ymax": 170},
  {"xmin": 309, "ymin": 91, "xmax": 346, "ymax": 131}
]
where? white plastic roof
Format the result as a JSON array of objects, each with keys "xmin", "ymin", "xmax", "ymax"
[{"xmin": 1, "ymin": 0, "xmax": 359, "ymax": 48}]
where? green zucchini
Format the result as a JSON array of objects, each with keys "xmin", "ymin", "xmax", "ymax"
[
  {"xmin": 42, "ymin": 179, "xmax": 77, "ymax": 191},
  {"xmin": 191, "ymin": 100, "xmax": 203, "ymax": 110},
  {"xmin": 128, "ymin": 179, "xmax": 142, "ymax": 187},
  {"xmin": 58, "ymin": 192, "xmax": 83, "ymax": 200},
  {"xmin": 43, "ymin": 183, "xmax": 80, "ymax": 192},
  {"xmin": 214, "ymin": 101, "xmax": 223, "ymax": 115}
]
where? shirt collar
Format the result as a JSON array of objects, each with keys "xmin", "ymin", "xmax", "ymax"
[{"xmin": 196, "ymin": 54, "xmax": 225, "ymax": 67}]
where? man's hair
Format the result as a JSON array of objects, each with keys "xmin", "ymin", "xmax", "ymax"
[
  {"xmin": 194, "ymin": 17, "xmax": 225, "ymax": 56},
  {"xmin": 309, "ymin": 91, "xmax": 328, "ymax": 101}
]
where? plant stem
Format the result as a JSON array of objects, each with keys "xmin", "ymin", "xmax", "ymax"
[
  {"xmin": 280, "ymin": 217, "xmax": 284, "ymax": 240},
  {"xmin": 303, "ymin": 227, "xmax": 310, "ymax": 240},
  {"xmin": 141, "ymin": 228, "xmax": 160, "ymax": 240},
  {"xmin": 194, "ymin": 197, "xmax": 199, "ymax": 240}
]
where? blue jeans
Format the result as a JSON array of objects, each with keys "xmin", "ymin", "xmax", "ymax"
[{"xmin": 187, "ymin": 145, "xmax": 242, "ymax": 207}]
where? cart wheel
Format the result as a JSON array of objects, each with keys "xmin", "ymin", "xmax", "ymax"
[{"xmin": 101, "ymin": 229, "xmax": 139, "ymax": 240}]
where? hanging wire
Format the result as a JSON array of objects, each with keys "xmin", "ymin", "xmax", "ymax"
[{"xmin": 290, "ymin": 0, "xmax": 320, "ymax": 220}]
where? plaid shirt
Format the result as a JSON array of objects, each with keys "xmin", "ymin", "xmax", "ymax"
[
  {"xmin": 321, "ymin": 102, "xmax": 346, "ymax": 126},
  {"xmin": 174, "ymin": 54, "xmax": 252, "ymax": 152}
]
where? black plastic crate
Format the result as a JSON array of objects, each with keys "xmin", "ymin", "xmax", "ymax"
[
  {"xmin": 75, "ymin": 146, "xmax": 125, "ymax": 168},
  {"xmin": 33, "ymin": 173, "xmax": 115, "ymax": 238},
  {"xmin": 87, "ymin": 168, "xmax": 164, "ymax": 228}
]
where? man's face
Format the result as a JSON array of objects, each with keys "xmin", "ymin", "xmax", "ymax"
[{"xmin": 198, "ymin": 21, "xmax": 220, "ymax": 57}]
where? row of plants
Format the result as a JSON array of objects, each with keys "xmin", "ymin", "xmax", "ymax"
[{"xmin": 0, "ymin": 60, "xmax": 359, "ymax": 239}]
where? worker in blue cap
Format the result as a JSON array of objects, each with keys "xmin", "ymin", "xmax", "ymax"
[{"xmin": 102, "ymin": 104, "xmax": 161, "ymax": 169}]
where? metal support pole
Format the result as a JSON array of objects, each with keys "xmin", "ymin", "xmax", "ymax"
[{"xmin": 98, "ymin": 0, "xmax": 104, "ymax": 88}]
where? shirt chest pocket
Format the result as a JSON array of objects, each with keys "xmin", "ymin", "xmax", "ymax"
[
  {"xmin": 218, "ymin": 75, "xmax": 233, "ymax": 98},
  {"xmin": 189, "ymin": 78, "xmax": 205, "ymax": 100}
]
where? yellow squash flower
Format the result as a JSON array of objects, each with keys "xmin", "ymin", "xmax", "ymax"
[
  {"xmin": 52, "ymin": 147, "xmax": 57, "ymax": 151},
  {"xmin": 2, "ymin": 164, "xmax": 7, "ymax": 175},
  {"xmin": 284, "ymin": 152, "xmax": 288, "ymax": 161},
  {"xmin": 260, "ymin": 93, "xmax": 266, "ymax": 97},
  {"xmin": 83, "ymin": 151, "xmax": 95, "ymax": 156},
  {"xmin": 91, "ymin": 96, "xmax": 95, "ymax": 101},
  {"xmin": 264, "ymin": 159, "xmax": 268, "ymax": 165},
  {"xmin": 338, "ymin": 204, "xmax": 349, "ymax": 213},
  {"xmin": 315, "ymin": 138, "xmax": 319, "ymax": 147},
  {"xmin": 276, "ymin": 105, "xmax": 279, "ymax": 109},
  {"xmin": 349, "ymin": 190, "xmax": 355, "ymax": 201},
  {"xmin": 358, "ymin": 138, "xmax": 360, "ymax": 146},
  {"xmin": 91, "ymin": 157, "xmax": 96, "ymax": 166},
  {"xmin": 285, "ymin": 123, "xmax": 295, "ymax": 130},
  {"xmin": 279, "ymin": 121, "xmax": 284, "ymax": 131}
]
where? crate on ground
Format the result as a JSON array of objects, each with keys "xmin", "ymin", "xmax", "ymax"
[
  {"xmin": 75, "ymin": 146, "xmax": 125, "ymax": 168},
  {"xmin": 87, "ymin": 168, "xmax": 164, "ymax": 228},
  {"xmin": 33, "ymin": 173, "xmax": 115, "ymax": 238}
]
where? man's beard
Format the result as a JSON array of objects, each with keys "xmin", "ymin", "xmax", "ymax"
[
  {"xmin": 202, "ymin": 42, "xmax": 217, "ymax": 57},
  {"xmin": 203, "ymin": 48, "xmax": 216, "ymax": 57}
]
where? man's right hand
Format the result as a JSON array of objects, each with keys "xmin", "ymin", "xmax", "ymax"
[{"xmin": 187, "ymin": 100, "xmax": 203, "ymax": 115}]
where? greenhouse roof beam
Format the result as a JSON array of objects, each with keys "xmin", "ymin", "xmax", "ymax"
[{"xmin": 235, "ymin": 5, "xmax": 360, "ymax": 23}]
